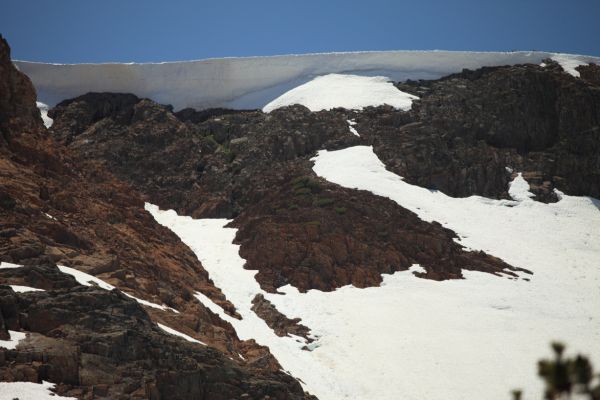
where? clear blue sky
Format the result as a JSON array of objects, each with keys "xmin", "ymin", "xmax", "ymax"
[{"xmin": 2, "ymin": 0, "xmax": 599, "ymax": 63}]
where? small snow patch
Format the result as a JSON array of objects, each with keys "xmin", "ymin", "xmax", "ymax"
[
  {"xmin": 158, "ymin": 323, "xmax": 206, "ymax": 345},
  {"xmin": 58, "ymin": 265, "xmax": 179, "ymax": 313},
  {"xmin": 9, "ymin": 285, "xmax": 45, "ymax": 293},
  {"xmin": 194, "ymin": 291, "xmax": 232, "ymax": 320},
  {"xmin": 0, "ymin": 262, "xmax": 23, "ymax": 270},
  {"xmin": 347, "ymin": 119, "xmax": 360, "ymax": 137},
  {"xmin": 0, "ymin": 381, "xmax": 77, "ymax": 400},
  {"xmin": 36, "ymin": 101, "xmax": 53, "ymax": 128},
  {"xmin": 0, "ymin": 330, "xmax": 27, "ymax": 350},
  {"xmin": 551, "ymin": 54, "xmax": 589, "ymax": 77},
  {"xmin": 43, "ymin": 212, "xmax": 57, "ymax": 220},
  {"xmin": 508, "ymin": 173, "xmax": 535, "ymax": 202},
  {"xmin": 263, "ymin": 74, "xmax": 418, "ymax": 113}
]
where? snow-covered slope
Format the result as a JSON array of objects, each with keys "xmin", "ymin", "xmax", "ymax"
[
  {"xmin": 147, "ymin": 146, "xmax": 600, "ymax": 400},
  {"xmin": 15, "ymin": 51, "xmax": 599, "ymax": 111},
  {"xmin": 263, "ymin": 74, "xmax": 417, "ymax": 112}
]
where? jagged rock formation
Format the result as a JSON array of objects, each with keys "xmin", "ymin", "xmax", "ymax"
[
  {"xmin": 251, "ymin": 294, "xmax": 312, "ymax": 341},
  {"xmin": 0, "ymin": 35, "xmax": 315, "ymax": 399},
  {"xmin": 0, "ymin": 265, "xmax": 312, "ymax": 399},
  {"xmin": 232, "ymin": 177, "xmax": 526, "ymax": 292},
  {"xmin": 49, "ymin": 96, "xmax": 358, "ymax": 218},
  {"xmin": 47, "ymin": 92, "xmax": 525, "ymax": 293},
  {"xmin": 373, "ymin": 60, "xmax": 600, "ymax": 201}
]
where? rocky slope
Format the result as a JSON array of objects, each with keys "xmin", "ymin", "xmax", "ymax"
[
  {"xmin": 379, "ymin": 60, "xmax": 600, "ymax": 202},
  {"xmin": 4, "ymin": 31, "xmax": 600, "ymax": 398},
  {"xmin": 47, "ymin": 91, "xmax": 527, "ymax": 292},
  {"xmin": 0, "ymin": 35, "xmax": 315, "ymax": 399}
]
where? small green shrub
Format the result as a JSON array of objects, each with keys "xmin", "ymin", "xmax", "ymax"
[
  {"xmin": 294, "ymin": 187, "xmax": 311, "ymax": 196},
  {"xmin": 313, "ymin": 197, "xmax": 335, "ymax": 207}
]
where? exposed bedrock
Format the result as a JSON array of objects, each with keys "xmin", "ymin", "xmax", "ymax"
[
  {"xmin": 46, "ymin": 91, "xmax": 530, "ymax": 292},
  {"xmin": 1, "ymin": 35, "xmax": 315, "ymax": 398},
  {"xmin": 0, "ymin": 265, "xmax": 314, "ymax": 400},
  {"xmin": 232, "ymin": 176, "xmax": 527, "ymax": 292},
  {"xmin": 369, "ymin": 60, "xmax": 600, "ymax": 202}
]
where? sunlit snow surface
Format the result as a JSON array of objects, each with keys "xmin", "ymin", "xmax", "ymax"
[
  {"xmin": 17, "ymin": 51, "xmax": 600, "ymax": 110},
  {"xmin": 9, "ymin": 285, "xmax": 45, "ymax": 293},
  {"xmin": 0, "ymin": 330, "xmax": 27, "ymax": 350},
  {"xmin": 0, "ymin": 381, "xmax": 76, "ymax": 400},
  {"xmin": 157, "ymin": 323, "xmax": 207, "ymax": 345},
  {"xmin": 148, "ymin": 142, "xmax": 600, "ymax": 399},
  {"xmin": 262, "ymin": 74, "xmax": 417, "ymax": 112},
  {"xmin": 57, "ymin": 265, "xmax": 179, "ymax": 313},
  {"xmin": 550, "ymin": 54, "xmax": 591, "ymax": 77},
  {"xmin": 36, "ymin": 101, "xmax": 53, "ymax": 128}
]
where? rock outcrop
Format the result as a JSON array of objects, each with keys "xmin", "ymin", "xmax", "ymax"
[
  {"xmin": 0, "ymin": 265, "xmax": 313, "ymax": 399},
  {"xmin": 369, "ymin": 60, "xmax": 600, "ymax": 202},
  {"xmin": 47, "ymin": 91, "xmax": 527, "ymax": 293},
  {"xmin": 0, "ymin": 35, "xmax": 315, "ymax": 399}
]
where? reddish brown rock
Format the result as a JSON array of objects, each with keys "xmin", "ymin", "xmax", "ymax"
[
  {"xmin": 232, "ymin": 175, "xmax": 528, "ymax": 293},
  {"xmin": 0, "ymin": 35, "xmax": 315, "ymax": 399},
  {"xmin": 251, "ymin": 294, "xmax": 312, "ymax": 342}
]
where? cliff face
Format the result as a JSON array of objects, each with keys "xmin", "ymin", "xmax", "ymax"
[
  {"xmin": 0, "ymin": 36, "xmax": 43, "ymax": 142},
  {"xmin": 3, "ymin": 33, "xmax": 600, "ymax": 399},
  {"xmin": 0, "ymin": 35, "xmax": 315, "ymax": 399},
  {"xmin": 376, "ymin": 61, "xmax": 600, "ymax": 201}
]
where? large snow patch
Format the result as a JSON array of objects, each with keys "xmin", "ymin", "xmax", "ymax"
[
  {"xmin": 16, "ymin": 51, "xmax": 600, "ymax": 110},
  {"xmin": 262, "ymin": 74, "xmax": 417, "ymax": 112},
  {"xmin": 145, "ymin": 146, "xmax": 600, "ymax": 400}
]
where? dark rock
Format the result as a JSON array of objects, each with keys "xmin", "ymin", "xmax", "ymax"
[
  {"xmin": 384, "ymin": 62, "xmax": 600, "ymax": 201},
  {"xmin": 251, "ymin": 294, "xmax": 312, "ymax": 341},
  {"xmin": 0, "ymin": 265, "xmax": 315, "ymax": 399}
]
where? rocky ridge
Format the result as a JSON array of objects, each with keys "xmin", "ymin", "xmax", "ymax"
[
  {"xmin": 0, "ymin": 35, "xmax": 315, "ymax": 399},
  {"xmin": 47, "ymin": 90, "xmax": 528, "ymax": 293}
]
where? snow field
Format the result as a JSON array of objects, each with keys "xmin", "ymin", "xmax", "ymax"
[
  {"xmin": 262, "ymin": 74, "xmax": 417, "ymax": 112},
  {"xmin": 16, "ymin": 51, "xmax": 599, "ymax": 111},
  {"xmin": 0, "ymin": 381, "xmax": 77, "ymax": 400},
  {"xmin": 145, "ymin": 204, "xmax": 349, "ymax": 397},
  {"xmin": 306, "ymin": 145, "xmax": 600, "ymax": 399},
  {"xmin": 147, "ymin": 144, "xmax": 600, "ymax": 400}
]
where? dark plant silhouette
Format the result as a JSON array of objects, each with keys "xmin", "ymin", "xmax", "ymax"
[{"xmin": 513, "ymin": 342, "xmax": 600, "ymax": 399}]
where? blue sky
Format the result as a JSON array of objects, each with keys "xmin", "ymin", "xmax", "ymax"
[{"xmin": 2, "ymin": 0, "xmax": 599, "ymax": 63}]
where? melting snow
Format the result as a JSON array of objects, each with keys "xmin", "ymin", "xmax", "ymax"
[
  {"xmin": 347, "ymin": 119, "xmax": 360, "ymax": 137},
  {"xmin": 0, "ymin": 262, "xmax": 23, "ymax": 269},
  {"xmin": 57, "ymin": 265, "xmax": 179, "ymax": 313},
  {"xmin": 36, "ymin": 101, "xmax": 53, "ymax": 128},
  {"xmin": 0, "ymin": 330, "xmax": 27, "ymax": 350},
  {"xmin": 157, "ymin": 323, "xmax": 206, "ymax": 345},
  {"xmin": 0, "ymin": 381, "xmax": 76, "ymax": 400},
  {"xmin": 263, "ymin": 74, "xmax": 417, "ymax": 113},
  {"xmin": 550, "ymin": 54, "xmax": 590, "ymax": 77},
  {"xmin": 508, "ymin": 172, "xmax": 536, "ymax": 202},
  {"xmin": 9, "ymin": 285, "xmax": 45, "ymax": 293}
]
